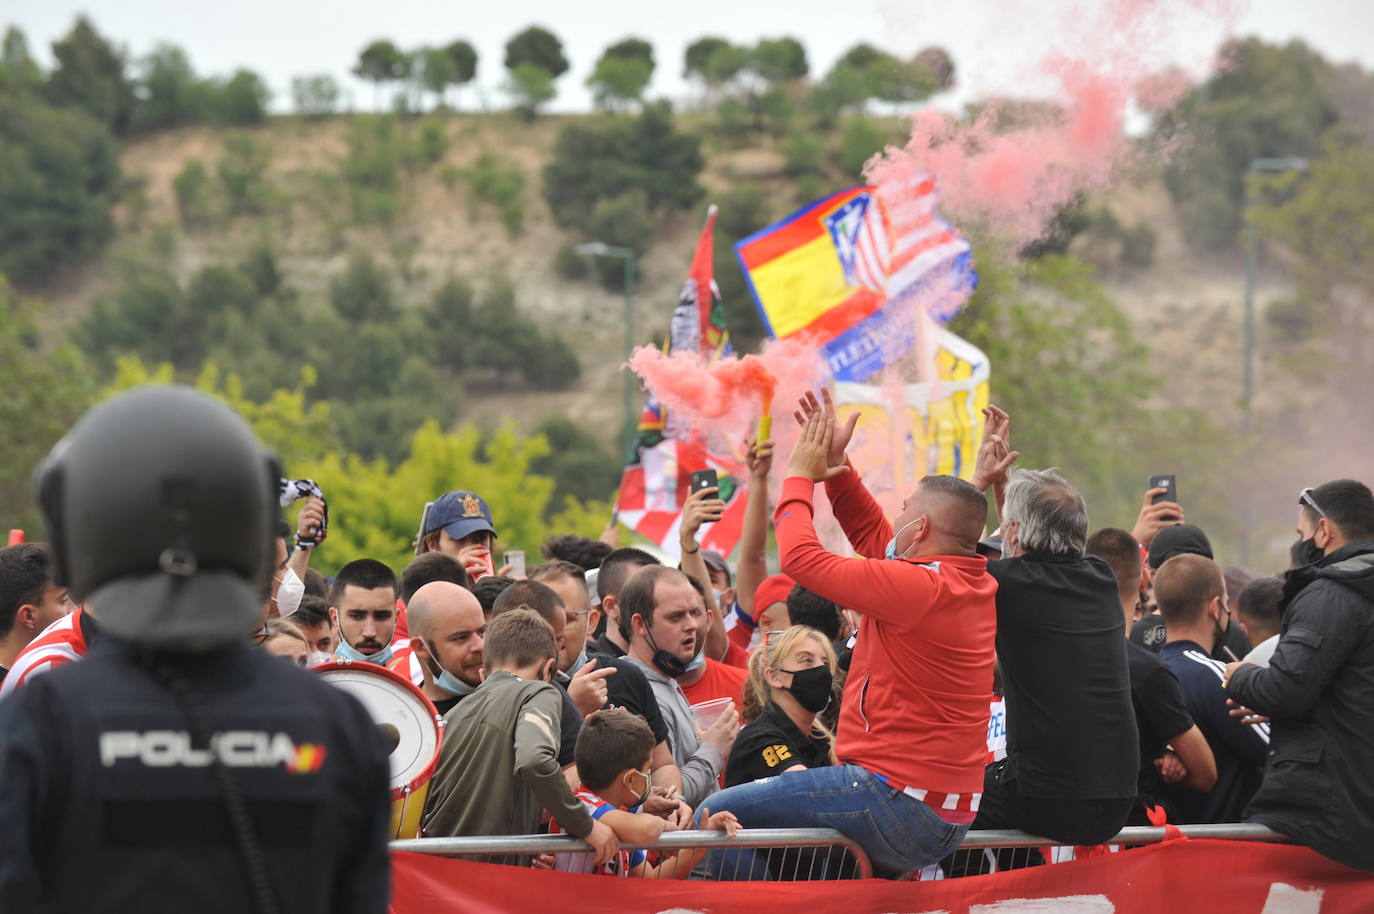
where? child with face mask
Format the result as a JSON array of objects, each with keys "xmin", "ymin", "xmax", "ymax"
[
  {"xmin": 728, "ymin": 626, "xmax": 839, "ymax": 788},
  {"xmin": 550, "ymin": 709, "xmax": 738, "ymax": 877}
]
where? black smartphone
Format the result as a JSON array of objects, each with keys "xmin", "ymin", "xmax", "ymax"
[
  {"xmin": 690, "ymin": 469, "xmax": 718, "ymax": 495},
  {"xmin": 1149, "ymin": 475, "xmax": 1178, "ymax": 514}
]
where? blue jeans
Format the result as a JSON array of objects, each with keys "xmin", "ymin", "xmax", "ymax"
[{"xmin": 695, "ymin": 764, "xmax": 968, "ymax": 879}]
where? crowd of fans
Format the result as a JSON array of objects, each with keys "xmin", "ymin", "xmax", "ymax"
[{"xmin": 2, "ymin": 389, "xmax": 1372, "ymax": 882}]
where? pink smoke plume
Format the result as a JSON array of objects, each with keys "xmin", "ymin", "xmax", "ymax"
[
  {"xmin": 628, "ymin": 339, "xmax": 827, "ymax": 454},
  {"xmin": 869, "ymin": 0, "xmax": 1242, "ymax": 250}
]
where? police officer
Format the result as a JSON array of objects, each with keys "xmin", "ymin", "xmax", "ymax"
[{"xmin": 0, "ymin": 386, "xmax": 391, "ymax": 913}]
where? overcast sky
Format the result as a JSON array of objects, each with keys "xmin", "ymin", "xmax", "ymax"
[{"xmin": 7, "ymin": 0, "xmax": 1372, "ymax": 113}]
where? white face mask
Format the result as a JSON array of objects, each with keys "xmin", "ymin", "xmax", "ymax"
[{"xmin": 275, "ymin": 567, "xmax": 305, "ymax": 618}]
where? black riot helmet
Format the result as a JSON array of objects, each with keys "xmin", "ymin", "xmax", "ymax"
[{"xmin": 36, "ymin": 385, "xmax": 281, "ymax": 651}]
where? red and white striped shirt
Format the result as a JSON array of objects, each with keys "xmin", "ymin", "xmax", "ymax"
[
  {"xmin": 0, "ymin": 608, "xmax": 88, "ymax": 698},
  {"xmin": 386, "ymin": 645, "xmax": 424, "ymax": 688}
]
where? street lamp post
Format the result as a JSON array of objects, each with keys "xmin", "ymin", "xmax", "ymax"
[
  {"xmin": 574, "ymin": 242, "xmax": 638, "ymax": 461},
  {"xmin": 1240, "ymin": 156, "xmax": 1308, "ymax": 563}
]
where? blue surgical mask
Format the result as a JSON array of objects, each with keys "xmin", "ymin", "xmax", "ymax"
[
  {"xmin": 336, "ymin": 637, "xmax": 394, "ymax": 666},
  {"xmin": 685, "ymin": 650, "xmax": 707, "ymax": 673},
  {"xmin": 425, "ymin": 639, "xmax": 477, "ymax": 696},
  {"xmin": 885, "ymin": 518, "xmax": 921, "ymax": 560},
  {"xmin": 571, "ymin": 646, "xmax": 589, "ymax": 674}
]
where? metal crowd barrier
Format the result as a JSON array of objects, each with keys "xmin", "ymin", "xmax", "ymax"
[{"xmin": 392, "ymin": 823, "xmax": 1287, "ymax": 880}]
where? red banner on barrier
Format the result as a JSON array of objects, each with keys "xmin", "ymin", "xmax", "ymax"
[{"xmin": 390, "ymin": 840, "xmax": 1374, "ymax": 914}]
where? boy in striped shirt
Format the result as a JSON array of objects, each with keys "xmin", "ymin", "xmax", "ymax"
[{"xmin": 551, "ymin": 709, "xmax": 737, "ymax": 877}]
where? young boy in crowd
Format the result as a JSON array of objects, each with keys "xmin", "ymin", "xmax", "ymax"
[
  {"xmin": 551, "ymin": 708, "xmax": 739, "ymax": 878},
  {"xmin": 422, "ymin": 608, "xmax": 618, "ymax": 865}
]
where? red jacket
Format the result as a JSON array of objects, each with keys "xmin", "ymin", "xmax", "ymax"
[{"xmin": 774, "ymin": 470, "xmax": 997, "ymax": 796}]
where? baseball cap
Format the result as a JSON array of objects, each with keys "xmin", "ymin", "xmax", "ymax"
[
  {"xmin": 1147, "ymin": 523, "xmax": 1212, "ymax": 570},
  {"xmin": 701, "ymin": 550, "xmax": 732, "ymax": 585},
  {"xmin": 752, "ymin": 574, "xmax": 795, "ymax": 620},
  {"xmin": 424, "ymin": 490, "xmax": 497, "ymax": 542}
]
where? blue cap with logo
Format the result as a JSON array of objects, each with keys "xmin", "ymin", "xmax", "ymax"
[{"xmin": 424, "ymin": 490, "xmax": 497, "ymax": 542}]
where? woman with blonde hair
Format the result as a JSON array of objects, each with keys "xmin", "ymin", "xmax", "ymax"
[{"xmin": 726, "ymin": 625, "xmax": 838, "ymax": 787}]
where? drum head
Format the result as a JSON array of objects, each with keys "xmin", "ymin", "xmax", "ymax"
[{"xmin": 315, "ymin": 661, "xmax": 441, "ymax": 792}]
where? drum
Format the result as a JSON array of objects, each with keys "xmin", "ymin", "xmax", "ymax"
[{"xmin": 315, "ymin": 660, "xmax": 443, "ymax": 838}]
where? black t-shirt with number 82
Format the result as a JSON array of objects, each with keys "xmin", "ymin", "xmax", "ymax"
[{"xmin": 725, "ymin": 703, "xmax": 831, "ymax": 787}]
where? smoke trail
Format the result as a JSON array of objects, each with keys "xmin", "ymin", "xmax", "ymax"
[{"xmin": 869, "ymin": 0, "xmax": 1243, "ymax": 250}]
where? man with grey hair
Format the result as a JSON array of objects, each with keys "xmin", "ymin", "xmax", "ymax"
[{"xmin": 970, "ymin": 415, "xmax": 1138, "ymax": 848}]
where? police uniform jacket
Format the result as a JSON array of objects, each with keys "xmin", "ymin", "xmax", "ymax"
[{"xmin": 0, "ymin": 639, "xmax": 392, "ymax": 913}]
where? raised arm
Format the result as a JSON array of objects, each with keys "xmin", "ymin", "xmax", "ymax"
[
  {"xmin": 792, "ymin": 389, "xmax": 892, "ymax": 557},
  {"xmin": 969, "ymin": 405, "xmax": 1018, "ymax": 525},
  {"xmin": 734, "ymin": 439, "xmax": 773, "ymax": 621},
  {"xmin": 777, "ymin": 409, "xmax": 940, "ymax": 627},
  {"xmin": 678, "ymin": 484, "xmax": 721, "ymax": 596}
]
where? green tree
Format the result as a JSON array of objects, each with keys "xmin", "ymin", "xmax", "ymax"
[
  {"xmin": 45, "ymin": 15, "xmax": 134, "ymax": 131},
  {"xmin": 444, "ymin": 39, "xmax": 478, "ymax": 86},
  {"xmin": 700, "ymin": 45, "xmax": 748, "ymax": 96},
  {"xmin": 504, "ymin": 26, "xmax": 569, "ymax": 77},
  {"xmin": 684, "ymin": 36, "xmax": 730, "ymax": 81},
  {"xmin": 749, "ymin": 37, "xmax": 808, "ymax": 82},
  {"xmin": 0, "ymin": 92, "xmax": 120, "ymax": 284},
  {"xmin": 291, "ymin": 73, "xmax": 340, "ymax": 118},
  {"xmin": 837, "ymin": 117, "xmax": 890, "ymax": 176},
  {"xmin": 213, "ymin": 68, "xmax": 270, "ymax": 124},
  {"xmin": 530, "ymin": 416, "xmax": 622, "ymax": 508},
  {"xmin": 423, "ymin": 277, "xmax": 475, "ymax": 372},
  {"xmin": 542, "ymin": 102, "xmax": 704, "ymax": 231},
  {"xmin": 834, "ymin": 43, "xmax": 885, "ymax": 73},
  {"xmin": 460, "ymin": 151, "xmax": 526, "ymax": 235},
  {"xmin": 1251, "ymin": 139, "xmax": 1374, "ymax": 369},
  {"xmin": 952, "ymin": 252, "xmax": 1157, "ymax": 524},
  {"xmin": 1, "ymin": 26, "xmax": 41, "ymax": 90},
  {"xmin": 172, "ymin": 158, "xmax": 214, "ymax": 226},
  {"xmin": 713, "ymin": 185, "xmax": 775, "ymax": 350},
  {"xmin": 506, "ymin": 61, "xmax": 557, "ymax": 120},
  {"xmin": 604, "ymin": 37, "xmax": 653, "ymax": 68},
  {"xmin": 340, "ymin": 115, "xmax": 408, "ymax": 223},
  {"xmin": 0, "ymin": 275, "xmax": 95, "ymax": 531},
  {"xmin": 132, "ymin": 43, "xmax": 202, "ymax": 128},
  {"xmin": 329, "ymin": 251, "xmax": 397, "ymax": 323},
  {"xmin": 105, "ymin": 358, "xmax": 337, "ymax": 475},
  {"xmin": 812, "ymin": 64, "xmax": 872, "ymax": 126},
  {"xmin": 417, "ymin": 46, "xmax": 457, "ymax": 109},
  {"xmin": 587, "ymin": 38, "xmax": 655, "ymax": 112},
  {"xmin": 1159, "ymin": 38, "xmax": 1341, "ymax": 250},
  {"xmin": 217, "ymin": 131, "xmax": 270, "ymax": 214},
  {"xmin": 353, "ymin": 39, "xmax": 408, "ymax": 106}
]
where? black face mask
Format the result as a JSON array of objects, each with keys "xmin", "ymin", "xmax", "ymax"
[
  {"xmin": 1295, "ymin": 536, "xmax": 1324, "ymax": 567},
  {"xmin": 643, "ymin": 624, "xmax": 689, "ymax": 679},
  {"xmin": 782, "ymin": 665, "xmax": 833, "ymax": 713}
]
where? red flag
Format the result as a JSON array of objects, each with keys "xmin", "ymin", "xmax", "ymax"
[{"xmin": 616, "ymin": 206, "xmax": 746, "ymax": 559}]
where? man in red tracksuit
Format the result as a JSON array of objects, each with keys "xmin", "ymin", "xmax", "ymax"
[{"xmin": 697, "ymin": 391, "xmax": 1005, "ymax": 879}]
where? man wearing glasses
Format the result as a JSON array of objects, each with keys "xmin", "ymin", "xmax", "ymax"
[{"xmin": 1224, "ymin": 479, "xmax": 1374, "ymax": 873}]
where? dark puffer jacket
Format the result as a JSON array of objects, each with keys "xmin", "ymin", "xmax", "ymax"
[{"xmin": 1226, "ymin": 541, "xmax": 1374, "ymax": 872}]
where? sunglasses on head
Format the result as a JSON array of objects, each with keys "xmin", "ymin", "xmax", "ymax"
[{"xmin": 1299, "ymin": 487, "xmax": 1328, "ymax": 519}]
